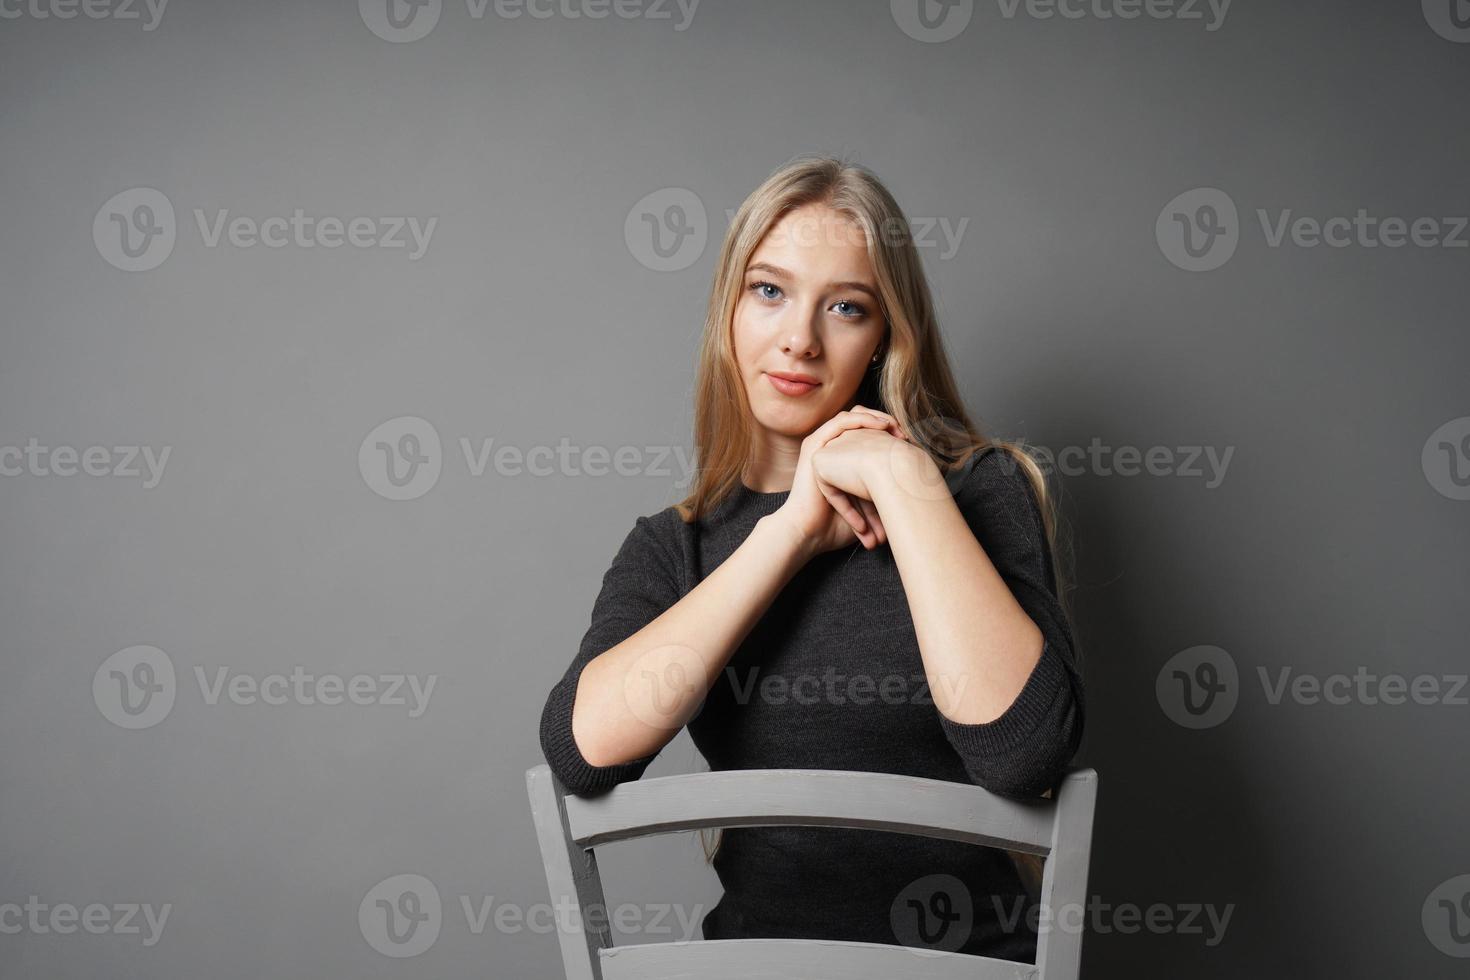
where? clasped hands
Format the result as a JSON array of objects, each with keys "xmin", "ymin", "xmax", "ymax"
[{"xmin": 777, "ymin": 405, "xmax": 936, "ymax": 556}]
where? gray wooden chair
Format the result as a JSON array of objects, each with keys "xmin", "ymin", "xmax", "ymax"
[{"xmin": 525, "ymin": 765, "xmax": 1098, "ymax": 980}]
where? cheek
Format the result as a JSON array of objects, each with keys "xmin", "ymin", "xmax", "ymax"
[
  {"xmin": 730, "ymin": 304, "xmax": 764, "ymax": 368},
  {"xmin": 831, "ymin": 344, "xmax": 871, "ymax": 381}
]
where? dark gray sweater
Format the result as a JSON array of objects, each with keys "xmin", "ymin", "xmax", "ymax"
[{"xmin": 538, "ymin": 446, "xmax": 1085, "ymax": 963}]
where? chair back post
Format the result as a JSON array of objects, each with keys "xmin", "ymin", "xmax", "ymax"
[
  {"xmin": 526, "ymin": 765, "xmax": 614, "ymax": 980},
  {"xmin": 1034, "ymin": 767, "xmax": 1098, "ymax": 979}
]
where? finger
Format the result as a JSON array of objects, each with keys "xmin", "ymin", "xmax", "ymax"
[
  {"xmin": 855, "ymin": 497, "xmax": 885, "ymax": 546},
  {"xmin": 846, "ymin": 405, "xmax": 909, "ymax": 442},
  {"xmin": 819, "ymin": 480, "xmax": 876, "ymax": 548},
  {"xmin": 851, "ymin": 496, "xmax": 880, "ymax": 550},
  {"xmin": 857, "ymin": 497, "xmax": 887, "ymax": 545},
  {"xmin": 816, "ymin": 477, "xmax": 866, "ymax": 531},
  {"xmin": 815, "ymin": 411, "xmax": 895, "ymax": 447}
]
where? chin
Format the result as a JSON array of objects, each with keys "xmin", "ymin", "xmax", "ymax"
[{"xmin": 752, "ymin": 402, "xmax": 825, "ymax": 437}]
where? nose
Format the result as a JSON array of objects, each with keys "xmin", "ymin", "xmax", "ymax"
[{"xmin": 779, "ymin": 305, "xmax": 821, "ymax": 359}]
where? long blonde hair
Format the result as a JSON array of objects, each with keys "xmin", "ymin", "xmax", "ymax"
[{"xmin": 677, "ymin": 155, "xmax": 1075, "ymax": 891}]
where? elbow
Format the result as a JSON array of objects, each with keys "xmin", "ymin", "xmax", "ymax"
[
  {"xmin": 538, "ymin": 677, "xmax": 652, "ymax": 798},
  {"xmin": 538, "ymin": 680, "xmax": 596, "ymax": 796},
  {"xmin": 955, "ymin": 697, "xmax": 1085, "ymax": 802}
]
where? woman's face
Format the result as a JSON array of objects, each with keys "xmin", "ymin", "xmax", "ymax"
[{"xmin": 732, "ymin": 203, "xmax": 887, "ymax": 443}]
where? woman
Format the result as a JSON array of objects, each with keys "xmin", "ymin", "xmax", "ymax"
[{"xmin": 538, "ymin": 155, "xmax": 1085, "ymax": 964}]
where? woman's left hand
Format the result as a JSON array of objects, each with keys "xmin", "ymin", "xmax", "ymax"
[
  {"xmin": 810, "ymin": 425, "xmax": 914, "ymax": 498},
  {"xmin": 809, "ymin": 407, "xmax": 920, "ymax": 533}
]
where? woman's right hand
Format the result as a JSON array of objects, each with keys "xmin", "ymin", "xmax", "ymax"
[{"xmin": 771, "ymin": 408, "xmax": 910, "ymax": 558}]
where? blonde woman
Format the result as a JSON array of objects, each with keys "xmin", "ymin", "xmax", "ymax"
[{"xmin": 538, "ymin": 155, "xmax": 1084, "ymax": 964}]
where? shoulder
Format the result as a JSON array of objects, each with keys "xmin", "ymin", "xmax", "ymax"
[
  {"xmin": 635, "ymin": 503, "xmax": 691, "ymax": 542},
  {"xmin": 615, "ymin": 504, "xmax": 689, "ymax": 573},
  {"xmin": 951, "ymin": 445, "xmax": 1044, "ymax": 522}
]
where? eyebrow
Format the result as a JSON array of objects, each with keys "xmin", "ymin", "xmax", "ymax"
[{"xmin": 745, "ymin": 262, "xmax": 879, "ymax": 300}]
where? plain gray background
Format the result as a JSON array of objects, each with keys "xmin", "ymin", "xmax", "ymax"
[{"xmin": 2, "ymin": 0, "xmax": 1467, "ymax": 976}]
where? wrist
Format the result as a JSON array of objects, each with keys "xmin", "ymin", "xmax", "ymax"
[
  {"xmin": 756, "ymin": 511, "xmax": 817, "ymax": 567},
  {"xmin": 866, "ymin": 442, "xmax": 943, "ymax": 510}
]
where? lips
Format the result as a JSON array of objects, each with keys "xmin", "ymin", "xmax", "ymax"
[{"xmin": 766, "ymin": 372, "xmax": 820, "ymax": 396}]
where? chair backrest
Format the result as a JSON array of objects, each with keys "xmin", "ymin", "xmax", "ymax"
[{"xmin": 525, "ymin": 765, "xmax": 1098, "ymax": 980}]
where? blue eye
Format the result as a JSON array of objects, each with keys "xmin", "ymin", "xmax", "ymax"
[{"xmin": 749, "ymin": 281, "xmax": 868, "ymax": 320}]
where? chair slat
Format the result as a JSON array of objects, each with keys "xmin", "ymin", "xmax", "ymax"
[
  {"xmin": 526, "ymin": 764, "xmax": 1098, "ymax": 979},
  {"xmin": 598, "ymin": 937, "xmax": 1040, "ymax": 980},
  {"xmin": 565, "ymin": 768, "xmax": 1056, "ymax": 854}
]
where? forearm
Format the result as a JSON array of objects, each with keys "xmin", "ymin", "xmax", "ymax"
[
  {"xmin": 868, "ymin": 450, "xmax": 1045, "ymax": 725},
  {"xmin": 572, "ymin": 513, "xmax": 811, "ymax": 766}
]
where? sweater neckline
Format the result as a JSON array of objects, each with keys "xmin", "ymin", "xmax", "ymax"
[
  {"xmin": 739, "ymin": 480, "xmax": 791, "ymax": 498},
  {"xmin": 730, "ymin": 480, "xmax": 791, "ymax": 518}
]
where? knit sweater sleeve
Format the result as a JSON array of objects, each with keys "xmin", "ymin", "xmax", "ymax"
[
  {"xmin": 933, "ymin": 448, "xmax": 1086, "ymax": 801},
  {"xmin": 538, "ymin": 513, "xmax": 684, "ymax": 797}
]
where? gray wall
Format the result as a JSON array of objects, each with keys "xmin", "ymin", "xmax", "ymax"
[{"xmin": 2, "ymin": 0, "xmax": 1466, "ymax": 977}]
